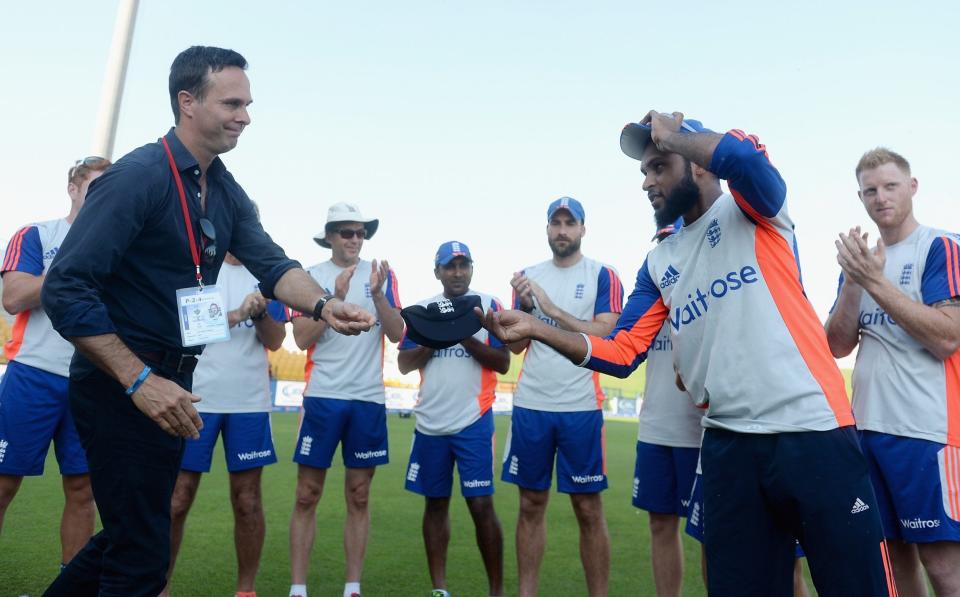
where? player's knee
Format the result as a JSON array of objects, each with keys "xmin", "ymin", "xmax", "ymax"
[
  {"xmin": 918, "ymin": 544, "xmax": 960, "ymax": 585},
  {"xmin": 648, "ymin": 512, "xmax": 679, "ymax": 537},
  {"xmin": 518, "ymin": 492, "xmax": 549, "ymax": 522},
  {"xmin": 231, "ymin": 488, "xmax": 262, "ymax": 522},
  {"xmin": 62, "ymin": 475, "xmax": 94, "ymax": 507},
  {"xmin": 346, "ymin": 481, "xmax": 370, "ymax": 510},
  {"xmin": 0, "ymin": 477, "xmax": 22, "ymax": 508},
  {"xmin": 294, "ymin": 481, "xmax": 323, "ymax": 511},
  {"xmin": 466, "ymin": 495, "xmax": 494, "ymax": 517}
]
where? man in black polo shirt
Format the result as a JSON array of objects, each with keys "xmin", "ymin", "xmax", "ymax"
[{"xmin": 40, "ymin": 46, "xmax": 375, "ymax": 597}]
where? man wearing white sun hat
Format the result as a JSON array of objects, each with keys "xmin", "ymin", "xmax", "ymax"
[{"xmin": 288, "ymin": 202, "xmax": 403, "ymax": 597}]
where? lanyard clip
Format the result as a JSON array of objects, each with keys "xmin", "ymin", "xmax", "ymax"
[{"xmin": 196, "ymin": 265, "xmax": 204, "ymax": 290}]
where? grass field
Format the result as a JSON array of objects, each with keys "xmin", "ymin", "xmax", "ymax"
[{"xmin": 0, "ymin": 413, "xmax": 709, "ymax": 596}]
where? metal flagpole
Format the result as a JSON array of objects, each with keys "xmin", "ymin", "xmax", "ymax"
[{"xmin": 92, "ymin": 0, "xmax": 139, "ymax": 160}]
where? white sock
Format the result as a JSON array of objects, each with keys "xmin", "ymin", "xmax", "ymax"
[
  {"xmin": 289, "ymin": 584, "xmax": 307, "ymax": 597},
  {"xmin": 343, "ymin": 582, "xmax": 361, "ymax": 597}
]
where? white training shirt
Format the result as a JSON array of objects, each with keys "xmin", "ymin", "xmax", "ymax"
[
  {"xmin": 842, "ymin": 225, "xmax": 960, "ymax": 446},
  {"xmin": 585, "ymin": 131, "xmax": 855, "ymax": 434},
  {"xmin": 300, "ymin": 259, "xmax": 400, "ymax": 403},
  {"xmin": 191, "ymin": 263, "xmax": 286, "ymax": 413},
  {"xmin": 2, "ymin": 219, "xmax": 74, "ymax": 377},
  {"xmin": 637, "ymin": 322, "xmax": 704, "ymax": 448},
  {"xmin": 512, "ymin": 257, "xmax": 624, "ymax": 412},
  {"xmin": 399, "ymin": 290, "xmax": 505, "ymax": 435}
]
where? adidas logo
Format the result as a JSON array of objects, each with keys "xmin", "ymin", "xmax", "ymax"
[
  {"xmin": 851, "ymin": 498, "xmax": 870, "ymax": 514},
  {"xmin": 659, "ymin": 265, "xmax": 681, "ymax": 289}
]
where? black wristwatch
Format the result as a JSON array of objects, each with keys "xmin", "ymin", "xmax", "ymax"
[{"xmin": 312, "ymin": 294, "xmax": 336, "ymax": 321}]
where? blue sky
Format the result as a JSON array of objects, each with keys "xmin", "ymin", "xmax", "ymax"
[{"xmin": 2, "ymin": 1, "xmax": 957, "ymax": 358}]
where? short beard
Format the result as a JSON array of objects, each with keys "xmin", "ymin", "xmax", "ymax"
[
  {"xmin": 549, "ymin": 236, "xmax": 581, "ymax": 259},
  {"xmin": 655, "ymin": 163, "xmax": 700, "ymax": 228}
]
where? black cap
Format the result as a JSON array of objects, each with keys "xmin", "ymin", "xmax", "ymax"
[{"xmin": 400, "ymin": 294, "xmax": 483, "ymax": 349}]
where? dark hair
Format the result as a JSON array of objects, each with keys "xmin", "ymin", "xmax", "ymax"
[{"xmin": 169, "ymin": 46, "xmax": 247, "ymax": 123}]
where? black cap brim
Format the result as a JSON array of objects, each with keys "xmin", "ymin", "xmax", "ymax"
[{"xmin": 400, "ymin": 295, "xmax": 483, "ymax": 350}]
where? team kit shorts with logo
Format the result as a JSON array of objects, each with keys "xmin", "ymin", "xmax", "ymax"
[
  {"xmin": 294, "ymin": 397, "xmax": 389, "ymax": 469},
  {"xmin": 180, "ymin": 412, "xmax": 277, "ymax": 473},
  {"xmin": 685, "ymin": 469, "xmax": 806, "ymax": 558},
  {"xmin": 633, "ymin": 442, "xmax": 699, "ymax": 515},
  {"xmin": 0, "ymin": 360, "xmax": 87, "ymax": 476},
  {"xmin": 860, "ymin": 430, "xmax": 960, "ymax": 542},
  {"xmin": 501, "ymin": 406, "xmax": 606, "ymax": 493},
  {"xmin": 405, "ymin": 410, "xmax": 496, "ymax": 499}
]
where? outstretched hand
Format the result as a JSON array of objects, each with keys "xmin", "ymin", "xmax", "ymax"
[
  {"xmin": 323, "ymin": 298, "xmax": 377, "ymax": 335},
  {"xmin": 476, "ymin": 306, "xmax": 538, "ymax": 344}
]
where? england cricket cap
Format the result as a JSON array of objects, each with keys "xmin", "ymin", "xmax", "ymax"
[
  {"xmin": 620, "ymin": 117, "xmax": 713, "ymax": 161},
  {"xmin": 400, "ymin": 294, "xmax": 484, "ymax": 350},
  {"xmin": 547, "ymin": 196, "xmax": 585, "ymax": 223}
]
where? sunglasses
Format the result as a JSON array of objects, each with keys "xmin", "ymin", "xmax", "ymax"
[
  {"xmin": 198, "ymin": 217, "xmax": 217, "ymax": 264},
  {"xmin": 68, "ymin": 155, "xmax": 108, "ymax": 180},
  {"xmin": 336, "ymin": 228, "xmax": 367, "ymax": 240}
]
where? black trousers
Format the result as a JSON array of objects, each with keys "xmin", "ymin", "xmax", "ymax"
[
  {"xmin": 701, "ymin": 426, "xmax": 894, "ymax": 597},
  {"xmin": 44, "ymin": 362, "xmax": 187, "ymax": 597}
]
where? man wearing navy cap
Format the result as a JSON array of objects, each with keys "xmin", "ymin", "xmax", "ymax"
[
  {"xmin": 506, "ymin": 198, "xmax": 624, "ymax": 597},
  {"xmin": 398, "ymin": 241, "xmax": 508, "ymax": 597},
  {"xmin": 483, "ymin": 112, "xmax": 893, "ymax": 596}
]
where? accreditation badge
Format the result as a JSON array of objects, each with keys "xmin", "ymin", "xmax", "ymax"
[{"xmin": 176, "ymin": 285, "xmax": 230, "ymax": 347}]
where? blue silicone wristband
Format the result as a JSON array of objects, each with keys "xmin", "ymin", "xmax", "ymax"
[{"xmin": 125, "ymin": 365, "xmax": 152, "ymax": 396}]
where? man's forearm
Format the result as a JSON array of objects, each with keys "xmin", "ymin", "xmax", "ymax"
[
  {"xmin": 2, "ymin": 272, "xmax": 43, "ymax": 314},
  {"xmin": 373, "ymin": 295, "xmax": 404, "ymax": 342},
  {"xmin": 659, "ymin": 131, "xmax": 724, "ymax": 171},
  {"xmin": 273, "ymin": 268, "xmax": 326, "ymax": 315},
  {"xmin": 255, "ymin": 317, "xmax": 286, "ymax": 351},
  {"xmin": 825, "ymin": 284, "xmax": 863, "ymax": 358},
  {"xmin": 398, "ymin": 346, "xmax": 434, "ymax": 374},
  {"xmin": 461, "ymin": 337, "xmax": 510, "ymax": 373},
  {"xmin": 863, "ymin": 278, "xmax": 960, "ymax": 359},
  {"xmin": 530, "ymin": 320, "xmax": 589, "ymax": 365},
  {"xmin": 69, "ymin": 333, "xmax": 147, "ymax": 389}
]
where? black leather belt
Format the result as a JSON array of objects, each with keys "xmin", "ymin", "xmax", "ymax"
[{"xmin": 137, "ymin": 351, "xmax": 198, "ymax": 373}]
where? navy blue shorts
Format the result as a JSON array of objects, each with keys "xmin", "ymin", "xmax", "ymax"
[
  {"xmin": 860, "ymin": 430, "xmax": 960, "ymax": 542},
  {"xmin": 181, "ymin": 412, "xmax": 277, "ymax": 473},
  {"xmin": 294, "ymin": 397, "xmax": 388, "ymax": 469},
  {"xmin": 685, "ymin": 470, "xmax": 805, "ymax": 557},
  {"xmin": 700, "ymin": 427, "xmax": 894, "ymax": 597},
  {"xmin": 632, "ymin": 441, "xmax": 698, "ymax": 515},
  {"xmin": 501, "ymin": 406, "xmax": 606, "ymax": 494},
  {"xmin": 405, "ymin": 410, "xmax": 495, "ymax": 498},
  {"xmin": 0, "ymin": 360, "xmax": 87, "ymax": 476}
]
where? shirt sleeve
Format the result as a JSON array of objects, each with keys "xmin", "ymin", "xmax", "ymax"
[
  {"xmin": 709, "ymin": 130, "xmax": 787, "ymax": 221},
  {"xmin": 2, "ymin": 226, "xmax": 43, "ymax": 275},
  {"xmin": 487, "ymin": 297, "xmax": 505, "ymax": 348},
  {"xmin": 398, "ymin": 329, "xmax": 419, "ymax": 350},
  {"xmin": 226, "ymin": 187, "xmax": 301, "ymax": 300},
  {"xmin": 828, "ymin": 271, "xmax": 845, "ymax": 314},
  {"xmin": 42, "ymin": 161, "xmax": 158, "ymax": 338},
  {"xmin": 584, "ymin": 259, "xmax": 668, "ymax": 378},
  {"xmin": 266, "ymin": 299, "xmax": 289, "ymax": 322},
  {"xmin": 593, "ymin": 265, "xmax": 624, "ymax": 316},
  {"xmin": 384, "ymin": 268, "xmax": 401, "ymax": 308},
  {"xmin": 921, "ymin": 235, "xmax": 960, "ymax": 305}
]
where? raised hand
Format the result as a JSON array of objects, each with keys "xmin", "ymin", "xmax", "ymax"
[
  {"xmin": 369, "ymin": 259, "xmax": 391, "ymax": 298},
  {"xmin": 510, "ymin": 272, "xmax": 535, "ymax": 311},
  {"xmin": 334, "ymin": 265, "xmax": 356, "ymax": 300},
  {"xmin": 639, "ymin": 110, "xmax": 684, "ymax": 151}
]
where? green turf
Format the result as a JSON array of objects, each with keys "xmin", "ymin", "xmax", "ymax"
[{"xmin": 0, "ymin": 413, "xmax": 709, "ymax": 596}]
